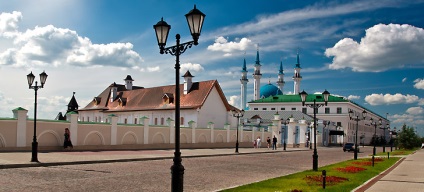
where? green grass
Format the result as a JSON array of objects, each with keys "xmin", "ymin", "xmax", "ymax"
[
  {"xmin": 222, "ymin": 157, "xmax": 400, "ymax": 192},
  {"xmin": 375, "ymin": 148, "xmax": 417, "ymax": 156}
]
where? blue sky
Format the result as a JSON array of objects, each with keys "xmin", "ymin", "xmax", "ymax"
[{"xmin": 0, "ymin": 0, "xmax": 423, "ymax": 136}]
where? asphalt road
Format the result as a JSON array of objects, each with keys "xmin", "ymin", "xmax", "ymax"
[{"xmin": 0, "ymin": 147, "xmax": 375, "ymax": 192}]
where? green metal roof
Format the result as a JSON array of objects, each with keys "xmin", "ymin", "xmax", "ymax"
[
  {"xmin": 249, "ymin": 94, "xmax": 348, "ymax": 103},
  {"xmin": 13, "ymin": 107, "xmax": 27, "ymax": 111}
]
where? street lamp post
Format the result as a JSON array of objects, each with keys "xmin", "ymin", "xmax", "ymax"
[
  {"xmin": 153, "ymin": 5, "xmax": 205, "ymax": 192},
  {"xmin": 380, "ymin": 123, "xmax": 389, "ymax": 153},
  {"xmin": 348, "ymin": 109, "xmax": 367, "ymax": 160},
  {"xmin": 281, "ymin": 118, "xmax": 289, "ymax": 151},
  {"xmin": 27, "ymin": 71, "xmax": 48, "ymax": 162},
  {"xmin": 232, "ymin": 109, "xmax": 245, "ymax": 153},
  {"xmin": 390, "ymin": 127, "xmax": 396, "ymax": 152},
  {"xmin": 300, "ymin": 90, "xmax": 330, "ymax": 171},
  {"xmin": 370, "ymin": 118, "xmax": 382, "ymax": 156}
]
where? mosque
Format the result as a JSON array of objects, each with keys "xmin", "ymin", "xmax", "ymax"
[{"xmin": 240, "ymin": 49, "xmax": 391, "ymax": 146}]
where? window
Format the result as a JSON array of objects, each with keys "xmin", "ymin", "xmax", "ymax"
[
  {"xmin": 337, "ymin": 122, "xmax": 342, "ymax": 127},
  {"xmin": 180, "ymin": 117, "xmax": 184, "ymax": 125},
  {"xmin": 302, "ymin": 108, "xmax": 307, "ymax": 114},
  {"xmin": 82, "ymin": 117, "xmax": 85, "ymax": 122},
  {"xmin": 271, "ymin": 108, "xmax": 276, "ymax": 110},
  {"xmin": 281, "ymin": 108, "xmax": 285, "ymax": 111},
  {"xmin": 87, "ymin": 117, "xmax": 90, "ymax": 122},
  {"xmin": 161, "ymin": 117, "xmax": 164, "ymax": 125},
  {"xmin": 314, "ymin": 108, "xmax": 318, "ymax": 114},
  {"xmin": 291, "ymin": 108, "xmax": 296, "ymax": 110},
  {"xmin": 134, "ymin": 118, "xmax": 137, "ymax": 124},
  {"xmin": 325, "ymin": 108, "xmax": 330, "ymax": 114},
  {"xmin": 95, "ymin": 116, "xmax": 98, "ymax": 122},
  {"xmin": 254, "ymin": 108, "xmax": 258, "ymax": 110},
  {"xmin": 154, "ymin": 118, "xmax": 158, "ymax": 125},
  {"xmin": 99, "ymin": 117, "xmax": 101, "ymax": 122},
  {"xmin": 262, "ymin": 108, "xmax": 267, "ymax": 110},
  {"xmin": 105, "ymin": 118, "xmax": 108, "ymax": 123},
  {"xmin": 337, "ymin": 107, "xmax": 342, "ymax": 114},
  {"xmin": 124, "ymin": 118, "xmax": 127, "ymax": 124}
]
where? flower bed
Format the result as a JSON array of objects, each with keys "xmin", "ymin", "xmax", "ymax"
[
  {"xmin": 335, "ymin": 166, "xmax": 366, "ymax": 173},
  {"xmin": 304, "ymin": 175, "xmax": 349, "ymax": 186}
]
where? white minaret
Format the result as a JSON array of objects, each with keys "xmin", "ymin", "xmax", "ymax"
[
  {"xmin": 276, "ymin": 60, "xmax": 285, "ymax": 94},
  {"xmin": 240, "ymin": 58, "xmax": 249, "ymax": 110},
  {"xmin": 293, "ymin": 51, "xmax": 302, "ymax": 94},
  {"xmin": 253, "ymin": 49, "xmax": 262, "ymax": 100},
  {"xmin": 124, "ymin": 75, "xmax": 134, "ymax": 90}
]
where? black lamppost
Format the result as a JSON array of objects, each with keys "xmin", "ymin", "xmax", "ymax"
[
  {"xmin": 27, "ymin": 71, "xmax": 48, "ymax": 162},
  {"xmin": 153, "ymin": 5, "xmax": 205, "ymax": 192},
  {"xmin": 281, "ymin": 118, "xmax": 289, "ymax": 151},
  {"xmin": 390, "ymin": 127, "xmax": 396, "ymax": 152},
  {"xmin": 380, "ymin": 123, "xmax": 389, "ymax": 153},
  {"xmin": 300, "ymin": 90, "xmax": 330, "ymax": 171},
  {"xmin": 370, "ymin": 118, "xmax": 382, "ymax": 156},
  {"xmin": 232, "ymin": 109, "xmax": 244, "ymax": 153},
  {"xmin": 348, "ymin": 109, "xmax": 367, "ymax": 160}
]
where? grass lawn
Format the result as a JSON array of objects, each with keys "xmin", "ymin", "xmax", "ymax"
[{"xmin": 221, "ymin": 156, "xmax": 401, "ymax": 192}]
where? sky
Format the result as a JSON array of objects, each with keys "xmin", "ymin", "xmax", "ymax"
[{"xmin": 0, "ymin": 0, "xmax": 423, "ymax": 136}]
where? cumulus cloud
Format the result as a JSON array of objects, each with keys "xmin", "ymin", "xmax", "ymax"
[
  {"xmin": 402, "ymin": 77, "xmax": 407, "ymax": 83},
  {"xmin": 325, "ymin": 24, "xmax": 424, "ymax": 72},
  {"xmin": 0, "ymin": 12, "xmax": 143, "ymax": 69},
  {"xmin": 348, "ymin": 95, "xmax": 360, "ymax": 100},
  {"xmin": 414, "ymin": 78, "xmax": 424, "ymax": 89},
  {"xmin": 0, "ymin": 11, "xmax": 22, "ymax": 38},
  {"xmin": 147, "ymin": 66, "xmax": 160, "ymax": 72},
  {"xmin": 180, "ymin": 63, "xmax": 204, "ymax": 73},
  {"xmin": 227, "ymin": 95, "xmax": 240, "ymax": 108},
  {"xmin": 207, "ymin": 36, "xmax": 252, "ymax": 55},
  {"xmin": 406, "ymin": 106, "xmax": 424, "ymax": 115},
  {"xmin": 364, "ymin": 93, "xmax": 420, "ymax": 105}
]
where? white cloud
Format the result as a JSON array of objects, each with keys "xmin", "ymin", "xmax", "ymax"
[
  {"xmin": 180, "ymin": 63, "xmax": 204, "ymax": 73},
  {"xmin": 326, "ymin": 24, "xmax": 424, "ymax": 72},
  {"xmin": 413, "ymin": 78, "xmax": 424, "ymax": 89},
  {"xmin": 227, "ymin": 95, "xmax": 240, "ymax": 108},
  {"xmin": 147, "ymin": 66, "xmax": 160, "ymax": 72},
  {"xmin": 348, "ymin": 95, "xmax": 360, "ymax": 100},
  {"xmin": 402, "ymin": 77, "xmax": 407, "ymax": 83},
  {"xmin": 364, "ymin": 93, "xmax": 420, "ymax": 105},
  {"xmin": 406, "ymin": 106, "xmax": 424, "ymax": 115},
  {"xmin": 207, "ymin": 36, "xmax": 252, "ymax": 54},
  {"xmin": 0, "ymin": 12, "xmax": 143, "ymax": 69},
  {"xmin": 0, "ymin": 11, "xmax": 22, "ymax": 38}
]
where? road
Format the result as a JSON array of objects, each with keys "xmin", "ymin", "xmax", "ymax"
[{"xmin": 0, "ymin": 147, "xmax": 374, "ymax": 192}]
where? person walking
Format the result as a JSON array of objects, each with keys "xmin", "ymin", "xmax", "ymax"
[
  {"xmin": 256, "ymin": 137, "xmax": 261, "ymax": 148},
  {"xmin": 64, "ymin": 128, "xmax": 73, "ymax": 150},
  {"xmin": 266, "ymin": 137, "xmax": 271, "ymax": 149},
  {"xmin": 272, "ymin": 135, "xmax": 278, "ymax": 150}
]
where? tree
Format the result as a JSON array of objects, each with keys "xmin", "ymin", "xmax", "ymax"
[{"xmin": 397, "ymin": 124, "xmax": 421, "ymax": 149}]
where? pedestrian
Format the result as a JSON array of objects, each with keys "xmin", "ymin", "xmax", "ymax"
[
  {"xmin": 64, "ymin": 128, "xmax": 73, "ymax": 150},
  {"xmin": 272, "ymin": 135, "xmax": 277, "ymax": 150},
  {"xmin": 253, "ymin": 140, "xmax": 257, "ymax": 148},
  {"xmin": 266, "ymin": 137, "xmax": 271, "ymax": 149},
  {"xmin": 256, "ymin": 137, "xmax": 261, "ymax": 148}
]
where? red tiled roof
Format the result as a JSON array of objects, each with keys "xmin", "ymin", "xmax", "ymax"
[{"xmin": 79, "ymin": 80, "xmax": 231, "ymax": 112}]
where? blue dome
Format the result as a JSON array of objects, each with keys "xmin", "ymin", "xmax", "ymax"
[{"xmin": 260, "ymin": 83, "xmax": 282, "ymax": 98}]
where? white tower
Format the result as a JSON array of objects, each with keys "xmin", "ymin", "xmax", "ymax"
[
  {"xmin": 276, "ymin": 60, "xmax": 285, "ymax": 94},
  {"xmin": 253, "ymin": 49, "xmax": 262, "ymax": 100},
  {"xmin": 240, "ymin": 58, "xmax": 249, "ymax": 110},
  {"xmin": 183, "ymin": 70, "xmax": 194, "ymax": 95},
  {"xmin": 293, "ymin": 52, "xmax": 302, "ymax": 94},
  {"xmin": 124, "ymin": 75, "xmax": 134, "ymax": 90}
]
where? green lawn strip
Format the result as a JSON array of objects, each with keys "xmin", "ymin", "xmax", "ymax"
[
  {"xmin": 222, "ymin": 157, "xmax": 400, "ymax": 192},
  {"xmin": 374, "ymin": 148, "xmax": 417, "ymax": 156}
]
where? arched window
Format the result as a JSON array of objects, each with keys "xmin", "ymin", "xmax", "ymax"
[
  {"xmin": 154, "ymin": 118, "xmax": 158, "ymax": 125},
  {"xmin": 134, "ymin": 118, "xmax": 137, "ymax": 124}
]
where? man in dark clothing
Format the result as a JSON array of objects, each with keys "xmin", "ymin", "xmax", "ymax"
[{"xmin": 272, "ymin": 136, "xmax": 278, "ymax": 150}]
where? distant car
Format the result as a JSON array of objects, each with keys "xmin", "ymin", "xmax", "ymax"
[{"xmin": 343, "ymin": 143, "xmax": 358, "ymax": 152}]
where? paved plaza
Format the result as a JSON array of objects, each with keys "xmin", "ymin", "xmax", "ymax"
[{"xmin": 0, "ymin": 147, "xmax": 422, "ymax": 191}]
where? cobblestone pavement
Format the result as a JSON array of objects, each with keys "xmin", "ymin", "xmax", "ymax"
[{"xmin": 0, "ymin": 147, "xmax": 375, "ymax": 192}]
